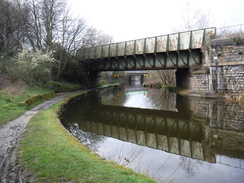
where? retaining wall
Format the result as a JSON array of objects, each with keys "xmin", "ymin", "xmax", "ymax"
[{"xmin": 189, "ymin": 37, "xmax": 244, "ymax": 99}]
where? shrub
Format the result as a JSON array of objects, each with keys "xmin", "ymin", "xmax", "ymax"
[{"xmin": 8, "ymin": 48, "xmax": 58, "ymax": 87}]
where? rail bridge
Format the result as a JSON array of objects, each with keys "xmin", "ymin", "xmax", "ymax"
[
  {"xmin": 77, "ymin": 25, "xmax": 244, "ymax": 98},
  {"xmin": 126, "ymin": 72, "xmax": 149, "ymax": 83},
  {"xmin": 77, "ymin": 27, "xmax": 216, "ymax": 88},
  {"xmin": 78, "ymin": 28, "xmax": 215, "ymax": 71}
]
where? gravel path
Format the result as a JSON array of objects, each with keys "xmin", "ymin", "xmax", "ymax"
[{"xmin": 0, "ymin": 91, "xmax": 84, "ymax": 183}]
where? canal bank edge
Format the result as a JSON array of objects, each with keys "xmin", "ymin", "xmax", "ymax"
[
  {"xmin": 169, "ymin": 87, "xmax": 227, "ymax": 99},
  {"xmin": 142, "ymin": 85, "xmax": 228, "ymax": 100},
  {"xmin": 18, "ymin": 89, "xmax": 156, "ymax": 183}
]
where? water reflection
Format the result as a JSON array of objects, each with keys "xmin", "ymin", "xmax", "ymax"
[
  {"xmin": 61, "ymin": 83, "xmax": 244, "ymax": 183},
  {"xmin": 100, "ymin": 81, "xmax": 178, "ymax": 111}
]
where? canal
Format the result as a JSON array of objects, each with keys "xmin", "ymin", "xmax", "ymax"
[{"xmin": 61, "ymin": 81, "xmax": 244, "ymax": 183}]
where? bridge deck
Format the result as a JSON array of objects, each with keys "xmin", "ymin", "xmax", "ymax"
[
  {"xmin": 78, "ymin": 28, "xmax": 215, "ymax": 59},
  {"xmin": 78, "ymin": 28, "xmax": 216, "ymax": 71}
]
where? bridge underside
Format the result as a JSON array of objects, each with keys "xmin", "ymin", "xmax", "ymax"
[
  {"xmin": 85, "ymin": 49, "xmax": 201, "ymax": 71},
  {"xmin": 79, "ymin": 28, "xmax": 216, "ymax": 88}
]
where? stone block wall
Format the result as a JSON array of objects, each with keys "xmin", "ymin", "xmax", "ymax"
[
  {"xmin": 210, "ymin": 38, "xmax": 244, "ymax": 98},
  {"xmin": 212, "ymin": 44, "xmax": 244, "ymax": 64},
  {"xmin": 190, "ymin": 65, "xmax": 244, "ymax": 99},
  {"xmin": 188, "ymin": 97, "xmax": 244, "ymax": 157},
  {"xmin": 189, "ymin": 38, "xmax": 244, "ymax": 99},
  {"xmin": 190, "ymin": 73, "xmax": 209, "ymax": 92},
  {"xmin": 212, "ymin": 65, "xmax": 244, "ymax": 98},
  {"xmin": 189, "ymin": 97, "xmax": 244, "ymax": 132}
]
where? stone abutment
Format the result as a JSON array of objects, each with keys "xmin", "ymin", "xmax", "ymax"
[{"xmin": 189, "ymin": 36, "xmax": 244, "ymax": 100}]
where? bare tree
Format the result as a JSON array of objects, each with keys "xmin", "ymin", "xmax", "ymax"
[
  {"xmin": 54, "ymin": 15, "xmax": 86, "ymax": 78},
  {"xmin": 82, "ymin": 27, "xmax": 113, "ymax": 47},
  {"xmin": 144, "ymin": 70, "xmax": 176, "ymax": 88},
  {"xmin": 147, "ymin": 1, "xmax": 215, "ymax": 89},
  {"xmin": 0, "ymin": 0, "xmax": 29, "ymax": 73},
  {"xmin": 155, "ymin": 70, "xmax": 176, "ymax": 86},
  {"xmin": 175, "ymin": 0, "xmax": 214, "ymax": 32},
  {"xmin": 179, "ymin": 156, "xmax": 203, "ymax": 177},
  {"xmin": 0, "ymin": 0, "xmax": 25, "ymax": 53},
  {"xmin": 19, "ymin": 0, "xmax": 88, "ymax": 78},
  {"xmin": 22, "ymin": 0, "xmax": 66, "ymax": 51},
  {"xmin": 0, "ymin": 0, "xmax": 113, "ymax": 82},
  {"xmin": 41, "ymin": 0, "xmax": 64, "ymax": 51},
  {"xmin": 22, "ymin": 0, "xmax": 112, "ymax": 53}
]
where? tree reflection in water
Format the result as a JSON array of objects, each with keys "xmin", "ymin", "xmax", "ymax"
[
  {"xmin": 104, "ymin": 144, "xmax": 144, "ymax": 167},
  {"xmin": 178, "ymin": 156, "xmax": 203, "ymax": 177}
]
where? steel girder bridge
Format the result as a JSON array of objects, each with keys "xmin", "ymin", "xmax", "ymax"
[
  {"xmin": 77, "ymin": 28, "xmax": 216, "ymax": 71},
  {"xmin": 69, "ymin": 104, "xmax": 215, "ymax": 163},
  {"xmin": 126, "ymin": 72, "xmax": 149, "ymax": 83}
]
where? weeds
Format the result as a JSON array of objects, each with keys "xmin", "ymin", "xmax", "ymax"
[{"xmin": 1, "ymin": 80, "xmax": 27, "ymax": 96}]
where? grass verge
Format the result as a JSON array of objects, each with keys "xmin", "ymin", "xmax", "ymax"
[
  {"xmin": 0, "ymin": 80, "xmax": 84, "ymax": 126},
  {"xmin": 0, "ymin": 87, "xmax": 53, "ymax": 126},
  {"xmin": 18, "ymin": 93, "xmax": 156, "ymax": 183}
]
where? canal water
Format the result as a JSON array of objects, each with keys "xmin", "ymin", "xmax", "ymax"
[{"xmin": 61, "ymin": 81, "xmax": 244, "ymax": 183}]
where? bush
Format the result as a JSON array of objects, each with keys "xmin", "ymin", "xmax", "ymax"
[{"xmin": 8, "ymin": 48, "xmax": 58, "ymax": 87}]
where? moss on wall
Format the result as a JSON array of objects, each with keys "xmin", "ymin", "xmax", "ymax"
[{"xmin": 24, "ymin": 91, "xmax": 56, "ymax": 106}]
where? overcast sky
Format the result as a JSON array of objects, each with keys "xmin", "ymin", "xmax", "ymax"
[{"xmin": 68, "ymin": 0, "xmax": 244, "ymax": 42}]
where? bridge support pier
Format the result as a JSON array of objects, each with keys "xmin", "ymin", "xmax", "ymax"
[
  {"xmin": 127, "ymin": 74, "xmax": 145, "ymax": 84},
  {"xmin": 176, "ymin": 68, "xmax": 191, "ymax": 89},
  {"xmin": 141, "ymin": 75, "xmax": 144, "ymax": 84},
  {"xmin": 87, "ymin": 71, "xmax": 99, "ymax": 89},
  {"xmin": 128, "ymin": 75, "xmax": 132, "ymax": 84}
]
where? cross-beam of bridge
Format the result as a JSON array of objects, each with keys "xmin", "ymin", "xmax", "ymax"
[{"xmin": 78, "ymin": 28, "xmax": 216, "ymax": 71}]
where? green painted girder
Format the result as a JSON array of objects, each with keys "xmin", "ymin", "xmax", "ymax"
[
  {"xmin": 78, "ymin": 27, "xmax": 216, "ymax": 71},
  {"xmin": 85, "ymin": 49, "xmax": 201, "ymax": 71}
]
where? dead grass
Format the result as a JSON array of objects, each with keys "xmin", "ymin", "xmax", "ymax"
[
  {"xmin": 0, "ymin": 72, "xmax": 12, "ymax": 88},
  {"xmin": 1, "ymin": 80, "xmax": 28, "ymax": 96},
  {"xmin": 239, "ymin": 93, "xmax": 244, "ymax": 103}
]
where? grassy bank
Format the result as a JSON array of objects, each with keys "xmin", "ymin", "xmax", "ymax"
[
  {"xmin": 0, "ymin": 80, "xmax": 85, "ymax": 126},
  {"xmin": 18, "ymin": 93, "xmax": 156, "ymax": 183},
  {"xmin": 0, "ymin": 85, "xmax": 53, "ymax": 126}
]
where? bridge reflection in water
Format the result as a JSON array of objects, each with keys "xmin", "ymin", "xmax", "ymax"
[
  {"xmin": 63, "ymin": 102, "xmax": 215, "ymax": 163},
  {"xmin": 61, "ymin": 85, "xmax": 244, "ymax": 183}
]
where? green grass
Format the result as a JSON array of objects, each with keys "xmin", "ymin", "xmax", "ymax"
[
  {"xmin": 0, "ymin": 87, "xmax": 52, "ymax": 126},
  {"xmin": 18, "ymin": 101, "xmax": 156, "ymax": 183}
]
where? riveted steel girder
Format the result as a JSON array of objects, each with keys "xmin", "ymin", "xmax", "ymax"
[
  {"xmin": 78, "ymin": 27, "xmax": 216, "ymax": 72},
  {"xmin": 84, "ymin": 49, "xmax": 201, "ymax": 71}
]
